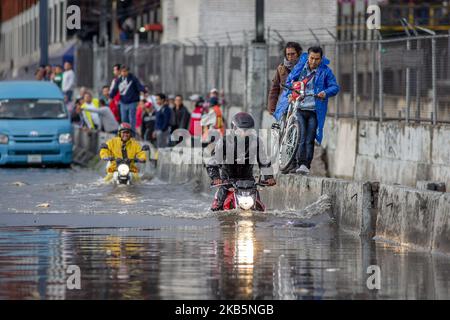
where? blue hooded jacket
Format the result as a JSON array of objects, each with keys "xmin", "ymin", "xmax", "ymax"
[{"xmin": 273, "ymin": 52, "xmax": 340, "ymax": 144}]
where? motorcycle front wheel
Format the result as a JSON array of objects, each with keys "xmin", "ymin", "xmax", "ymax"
[{"xmin": 279, "ymin": 121, "xmax": 300, "ymax": 172}]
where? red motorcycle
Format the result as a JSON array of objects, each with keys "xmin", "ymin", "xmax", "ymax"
[{"xmin": 212, "ymin": 180, "xmax": 268, "ymax": 211}]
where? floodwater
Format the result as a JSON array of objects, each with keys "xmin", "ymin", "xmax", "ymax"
[{"xmin": 0, "ymin": 167, "xmax": 450, "ymax": 300}]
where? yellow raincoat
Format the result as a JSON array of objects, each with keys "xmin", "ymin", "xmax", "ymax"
[{"xmin": 99, "ymin": 137, "xmax": 147, "ymax": 175}]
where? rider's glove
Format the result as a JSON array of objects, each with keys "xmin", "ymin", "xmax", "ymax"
[{"xmin": 102, "ymin": 157, "xmax": 113, "ymax": 161}]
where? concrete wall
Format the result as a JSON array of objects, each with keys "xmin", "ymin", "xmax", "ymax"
[
  {"xmin": 322, "ymin": 118, "xmax": 450, "ymax": 188},
  {"xmin": 376, "ymin": 185, "xmax": 450, "ymax": 254}
]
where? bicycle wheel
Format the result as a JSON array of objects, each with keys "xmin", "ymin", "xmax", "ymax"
[{"xmin": 279, "ymin": 121, "xmax": 300, "ymax": 172}]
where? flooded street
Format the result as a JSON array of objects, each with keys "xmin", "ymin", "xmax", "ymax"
[{"xmin": 1, "ymin": 167, "xmax": 450, "ymax": 300}]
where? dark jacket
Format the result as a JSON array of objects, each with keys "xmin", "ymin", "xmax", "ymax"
[
  {"xmin": 155, "ymin": 104, "xmax": 172, "ymax": 132},
  {"xmin": 206, "ymin": 134, "xmax": 273, "ymax": 181},
  {"xmin": 267, "ymin": 64, "xmax": 291, "ymax": 114},
  {"xmin": 110, "ymin": 73, "xmax": 145, "ymax": 104},
  {"xmin": 172, "ymin": 105, "xmax": 191, "ymax": 131}
]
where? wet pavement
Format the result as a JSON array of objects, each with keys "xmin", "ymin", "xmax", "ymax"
[{"xmin": 1, "ymin": 167, "xmax": 450, "ymax": 300}]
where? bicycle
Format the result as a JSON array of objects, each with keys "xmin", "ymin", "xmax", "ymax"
[{"xmin": 271, "ymin": 82, "xmax": 318, "ymax": 174}]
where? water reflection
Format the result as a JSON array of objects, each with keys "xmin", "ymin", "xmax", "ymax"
[{"xmin": 1, "ymin": 216, "xmax": 450, "ymax": 299}]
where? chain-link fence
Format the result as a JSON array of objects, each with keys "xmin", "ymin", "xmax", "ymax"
[
  {"xmin": 78, "ymin": 33, "xmax": 450, "ymax": 124},
  {"xmin": 329, "ymin": 34, "xmax": 450, "ymax": 124}
]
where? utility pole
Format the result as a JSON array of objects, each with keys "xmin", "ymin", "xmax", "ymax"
[
  {"xmin": 112, "ymin": 0, "xmax": 120, "ymax": 44},
  {"xmin": 246, "ymin": 0, "xmax": 268, "ymax": 129},
  {"xmin": 39, "ymin": 0, "xmax": 48, "ymax": 66},
  {"xmin": 255, "ymin": 0, "xmax": 265, "ymax": 43},
  {"xmin": 99, "ymin": 0, "xmax": 108, "ymax": 45}
]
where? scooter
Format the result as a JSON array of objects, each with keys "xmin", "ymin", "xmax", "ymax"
[
  {"xmin": 212, "ymin": 179, "xmax": 269, "ymax": 211},
  {"xmin": 104, "ymin": 145, "xmax": 150, "ymax": 185},
  {"xmin": 113, "ymin": 158, "xmax": 134, "ymax": 185}
]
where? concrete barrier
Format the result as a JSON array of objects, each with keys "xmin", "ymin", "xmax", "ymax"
[
  {"xmin": 376, "ymin": 184, "xmax": 450, "ymax": 253},
  {"xmin": 433, "ymin": 193, "xmax": 450, "ymax": 254},
  {"xmin": 322, "ymin": 118, "xmax": 450, "ymax": 189}
]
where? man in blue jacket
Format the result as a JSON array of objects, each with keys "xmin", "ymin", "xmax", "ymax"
[
  {"xmin": 110, "ymin": 65, "xmax": 145, "ymax": 132},
  {"xmin": 153, "ymin": 93, "xmax": 173, "ymax": 148},
  {"xmin": 274, "ymin": 46, "xmax": 340, "ymax": 175}
]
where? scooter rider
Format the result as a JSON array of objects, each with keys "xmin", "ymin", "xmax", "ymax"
[
  {"xmin": 206, "ymin": 112, "xmax": 276, "ymax": 211},
  {"xmin": 99, "ymin": 123, "xmax": 147, "ymax": 182}
]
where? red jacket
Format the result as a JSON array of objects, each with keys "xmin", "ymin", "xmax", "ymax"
[
  {"xmin": 109, "ymin": 92, "xmax": 121, "ymax": 121},
  {"xmin": 189, "ymin": 106, "xmax": 203, "ymax": 136}
]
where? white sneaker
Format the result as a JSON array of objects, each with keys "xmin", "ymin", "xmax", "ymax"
[{"xmin": 296, "ymin": 165, "xmax": 310, "ymax": 175}]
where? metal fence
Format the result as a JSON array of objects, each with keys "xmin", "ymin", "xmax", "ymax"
[
  {"xmin": 79, "ymin": 33, "xmax": 450, "ymax": 124},
  {"xmin": 330, "ymin": 34, "xmax": 450, "ymax": 124}
]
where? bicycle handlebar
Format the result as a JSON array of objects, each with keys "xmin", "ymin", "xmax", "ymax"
[
  {"xmin": 210, "ymin": 180, "xmax": 272, "ymax": 188},
  {"xmin": 102, "ymin": 157, "xmax": 146, "ymax": 163},
  {"xmin": 281, "ymin": 83, "xmax": 320, "ymax": 99}
]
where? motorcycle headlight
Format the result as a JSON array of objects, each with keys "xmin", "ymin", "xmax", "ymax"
[
  {"xmin": 117, "ymin": 164, "xmax": 130, "ymax": 176},
  {"xmin": 237, "ymin": 195, "xmax": 254, "ymax": 211},
  {"xmin": 59, "ymin": 133, "xmax": 72, "ymax": 144},
  {"xmin": 0, "ymin": 134, "xmax": 8, "ymax": 144}
]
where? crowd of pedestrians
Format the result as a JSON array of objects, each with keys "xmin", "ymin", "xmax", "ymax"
[{"xmin": 36, "ymin": 61, "xmax": 226, "ymax": 149}]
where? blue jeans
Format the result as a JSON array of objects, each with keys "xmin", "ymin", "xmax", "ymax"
[
  {"xmin": 64, "ymin": 90, "xmax": 73, "ymax": 103},
  {"xmin": 120, "ymin": 102, "xmax": 138, "ymax": 131},
  {"xmin": 295, "ymin": 109, "xmax": 318, "ymax": 169}
]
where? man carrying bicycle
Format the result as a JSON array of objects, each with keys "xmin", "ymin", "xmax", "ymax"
[{"xmin": 274, "ymin": 46, "xmax": 340, "ymax": 175}]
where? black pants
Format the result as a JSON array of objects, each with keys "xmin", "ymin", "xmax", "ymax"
[{"xmin": 295, "ymin": 110, "xmax": 318, "ymax": 169}]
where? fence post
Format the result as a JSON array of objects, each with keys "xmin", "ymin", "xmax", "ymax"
[
  {"xmin": 377, "ymin": 33, "xmax": 384, "ymax": 123},
  {"xmin": 181, "ymin": 44, "xmax": 186, "ymax": 97},
  {"xmin": 228, "ymin": 44, "xmax": 234, "ymax": 108},
  {"xmin": 371, "ymin": 38, "xmax": 376, "ymax": 118},
  {"xmin": 431, "ymin": 36, "xmax": 437, "ymax": 125},
  {"xmin": 353, "ymin": 40, "xmax": 358, "ymax": 120},
  {"xmin": 246, "ymin": 42, "xmax": 267, "ymax": 129},
  {"xmin": 105, "ymin": 34, "xmax": 110, "ymax": 86},
  {"xmin": 93, "ymin": 35, "xmax": 98, "ymax": 94},
  {"xmin": 405, "ymin": 37, "xmax": 411, "ymax": 123},
  {"xmin": 133, "ymin": 33, "xmax": 139, "ymax": 77},
  {"xmin": 415, "ymin": 26, "xmax": 437, "ymax": 124},
  {"xmin": 198, "ymin": 37, "xmax": 208, "ymax": 96},
  {"xmin": 416, "ymin": 39, "xmax": 422, "ymax": 121}
]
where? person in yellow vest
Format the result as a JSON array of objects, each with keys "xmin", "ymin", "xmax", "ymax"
[
  {"xmin": 81, "ymin": 92, "xmax": 101, "ymax": 129},
  {"xmin": 99, "ymin": 123, "xmax": 147, "ymax": 182},
  {"xmin": 201, "ymin": 91, "xmax": 225, "ymax": 144}
]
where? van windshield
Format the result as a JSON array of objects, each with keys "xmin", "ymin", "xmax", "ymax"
[{"xmin": 0, "ymin": 99, "xmax": 67, "ymax": 119}]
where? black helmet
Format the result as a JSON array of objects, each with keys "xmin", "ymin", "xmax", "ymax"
[{"xmin": 231, "ymin": 112, "xmax": 255, "ymax": 129}]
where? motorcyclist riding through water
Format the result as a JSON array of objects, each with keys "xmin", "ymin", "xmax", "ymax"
[
  {"xmin": 206, "ymin": 112, "xmax": 276, "ymax": 211},
  {"xmin": 99, "ymin": 123, "xmax": 147, "ymax": 183}
]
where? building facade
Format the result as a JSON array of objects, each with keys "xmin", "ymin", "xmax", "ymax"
[
  {"xmin": 161, "ymin": 0, "xmax": 338, "ymax": 44},
  {"xmin": 0, "ymin": 0, "xmax": 68, "ymax": 78}
]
